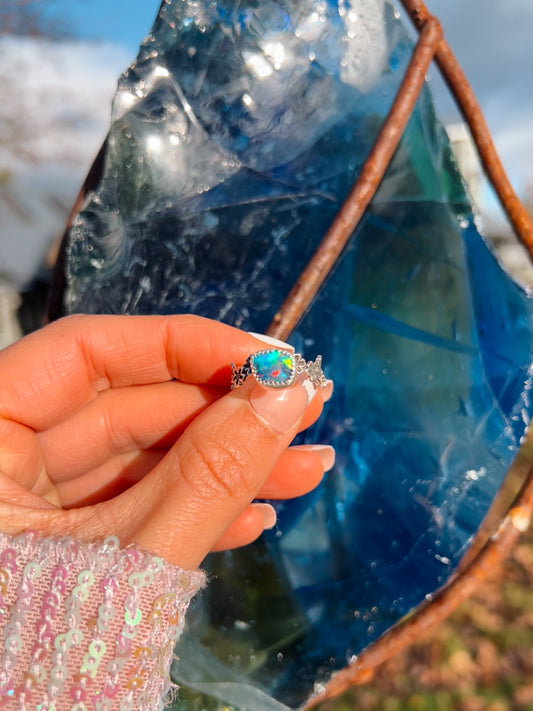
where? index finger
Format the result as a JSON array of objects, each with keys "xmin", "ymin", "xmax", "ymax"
[{"xmin": 0, "ymin": 314, "xmax": 267, "ymax": 430}]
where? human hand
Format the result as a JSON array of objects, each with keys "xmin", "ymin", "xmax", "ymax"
[{"xmin": 0, "ymin": 315, "xmax": 333, "ymax": 568}]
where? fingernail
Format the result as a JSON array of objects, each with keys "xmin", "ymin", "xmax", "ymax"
[
  {"xmin": 323, "ymin": 379, "xmax": 334, "ymax": 402},
  {"xmin": 251, "ymin": 503, "xmax": 277, "ymax": 529},
  {"xmin": 300, "ymin": 377, "xmax": 316, "ymax": 404},
  {"xmin": 248, "ymin": 332, "xmax": 295, "ymax": 352},
  {"xmin": 249, "ymin": 382, "xmax": 310, "ymax": 434},
  {"xmin": 290, "ymin": 444, "xmax": 336, "ymax": 472}
]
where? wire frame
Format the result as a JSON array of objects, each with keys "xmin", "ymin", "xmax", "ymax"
[
  {"xmin": 285, "ymin": 0, "xmax": 533, "ymax": 706},
  {"xmin": 48, "ymin": 1, "xmax": 533, "ymax": 706}
]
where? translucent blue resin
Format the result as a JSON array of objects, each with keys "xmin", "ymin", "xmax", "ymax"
[{"xmin": 62, "ymin": 0, "xmax": 533, "ymax": 707}]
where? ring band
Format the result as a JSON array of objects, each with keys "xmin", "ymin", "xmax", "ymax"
[{"xmin": 231, "ymin": 348, "xmax": 327, "ymax": 390}]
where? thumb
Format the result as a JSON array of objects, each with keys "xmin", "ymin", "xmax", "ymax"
[{"xmin": 122, "ymin": 376, "xmax": 315, "ymax": 568}]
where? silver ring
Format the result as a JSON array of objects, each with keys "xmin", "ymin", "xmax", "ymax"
[{"xmin": 231, "ymin": 348, "xmax": 327, "ymax": 389}]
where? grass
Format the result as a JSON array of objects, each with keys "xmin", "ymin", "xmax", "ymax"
[{"xmin": 316, "ymin": 518, "xmax": 533, "ymax": 711}]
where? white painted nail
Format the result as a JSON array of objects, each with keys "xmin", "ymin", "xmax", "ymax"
[
  {"xmin": 290, "ymin": 444, "xmax": 336, "ymax": 472},
  {"xmin": 250, "ymin": 503, "xmax": 277, "ymax": 529},
  {"xmin": 323, "ymin": 379, "xmax": 334, "ymax": 402},
  {"xmin": 300, "ymin": 377, "xmax": 316, "ymax": 404},
  {"xmin": 248, "ymin": 332, "xmax": 295, "ymax": 352}
]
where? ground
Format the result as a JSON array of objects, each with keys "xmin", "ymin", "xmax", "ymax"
[{"xmin": 318, "ymin": 440, "xmax": 533, "ymax": 711}]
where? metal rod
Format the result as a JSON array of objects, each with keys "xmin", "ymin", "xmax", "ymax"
[{"xmin": 265, "ymin": 15, "xmax": 444, "ymax": 341}]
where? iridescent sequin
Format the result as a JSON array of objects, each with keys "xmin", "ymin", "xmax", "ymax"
[{"xmin": 0, "ymin": 531, "xmax": 205, "ymax": 708}]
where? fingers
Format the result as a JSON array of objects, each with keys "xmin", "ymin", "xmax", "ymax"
[
  {"xmin": 0, "ymin": 314, "xmax": 334, "ymax": 566},
  {"xmin": 53, "ymin": 443, "xmax": 334, "ymax": 509},
  {"xmin": 53, "ymin": 450, "xmax": 166, "ymax": 508},
  {"xmin": 257, "ymin": 444, "xmax": 334, "ymax": 499},
  {"xmin": 103, "ymin": 376, "xmax": 322, "ymax": 567},
  {"xmin": 38, "ymin": 381, "xmax": 224, "ymax": 482},
  {"xmin": 209, "ymin": 504, "xmax": 277, "ymax": 552},
  {"xmin": 0, "ymin": 418, "xmax": 44, "ymax": 492},
  {"xmin": 0, "ymin": 314, "xmax": 274, "ymax": 431},
  {"xmin": 38, "ymin": 377, "xmax": 327, "ymax": 506},
  {"xmin": 298, "ymin": 381, "xmax": 331, "ymax": 431},
  {"xmin": 39, "ymin": 379, "xmax": 328, "ymax": 485},
  {"xmin": 209, "ymin": 445, "xmax": 335, "ymax": 551},
  {"xmin": 0, "ymin": 378, "xmax": 333, "ymax": 564}
]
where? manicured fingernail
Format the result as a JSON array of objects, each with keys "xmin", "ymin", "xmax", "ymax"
[
  {"xmin": 290, "ymin": 444, "xmax": 336, "ymax": 472},
  {"xmin": 323, "ymin": 379, "xmax": 334, "ymax": 402},
  {"xmin": 251, "ymin": 503, "xmax": 277, "ymax": 529},
  {"xmin": 249, "ymin": 382, "xmax": 310, "ymax": 434},
  {"xmin": 300, "ymin": 377, "xmax": 316, "ymax": 404},
  {"xmin": 248, "ymin": 332, "xmax": 295, "ymax": 352}
]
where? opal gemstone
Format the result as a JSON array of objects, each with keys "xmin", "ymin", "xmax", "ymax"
[
  {"xmin": 251, "ymin": 349, "xmax": 295, "ymax": 388},
  {"xmin": 60, "ymin": 0, "xmax": 533, "ymax": 708}
]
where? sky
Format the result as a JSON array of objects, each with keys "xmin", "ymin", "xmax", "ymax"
[
  {"xmin": 47, "ymin": 0, "xmax": 160, "ymax": 52},
  {"xmin": 423, "ymin": 0, "xmax": 533, "ymax": 199},
  {"xmin": 42, "ymin": 1, "xmax": 533, "ymax": 115},
  {"xmin": 46, "ymin": 0, "xmax": 533, "ymax": 199},
  {"xmin": 1, "ymin": 0, "xmax": 532, "ymax": 289},
  {"xmin": 42, "ymin": 0, "xmax": 533, "ymax": 123}
]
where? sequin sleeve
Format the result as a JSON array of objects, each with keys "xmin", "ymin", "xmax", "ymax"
[{"xmin": 0, "ymin": 530, "xmax": 206, "ymax": 709}]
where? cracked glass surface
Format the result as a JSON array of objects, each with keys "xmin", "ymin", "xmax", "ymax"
[{"xmin": 63, "ymin": 0, "xmax": 533, "ymax": 707}]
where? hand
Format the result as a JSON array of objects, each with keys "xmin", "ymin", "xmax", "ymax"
[{"xmin": 0, "ymin": 315, "xmax": 333, "ymax": 568}]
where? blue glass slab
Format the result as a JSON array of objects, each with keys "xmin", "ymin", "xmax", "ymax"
[{"xmin": 61, "ymin": 0, "xmax": 533, "ymax": 707}]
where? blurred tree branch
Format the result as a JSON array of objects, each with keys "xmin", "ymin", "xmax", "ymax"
[
  {"xmin": 524, "ymin": 184, "xmax": 533, "ymax": 219},
  {"xmin": 0, "ymin": 0, "xmax": 70, "ymax": 38}
]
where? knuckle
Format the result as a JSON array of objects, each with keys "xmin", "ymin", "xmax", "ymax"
[
  {"xmin": 181, "ymin": 431, "xmax": 257, "ymax": 502},
  {"xmin": 62, "ymin": 504, "xmax": 130, "ymax": 543},
  {"xmin": 100, "ymin": 402, "xmax": 123, "ymax": 456}
]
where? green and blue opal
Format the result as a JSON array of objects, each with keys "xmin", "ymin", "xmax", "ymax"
[{"xmin": 250, "ymin": 349, "xmax": 295, "ymax": 388}]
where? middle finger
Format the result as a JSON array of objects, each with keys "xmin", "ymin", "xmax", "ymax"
[{"xmin": 38, "ymin": 380, "xmax": 224, "ymax": 481}]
